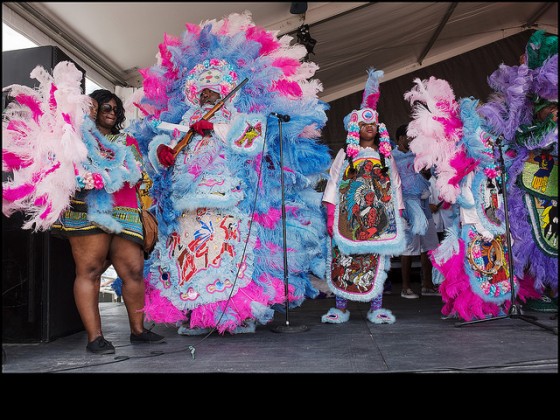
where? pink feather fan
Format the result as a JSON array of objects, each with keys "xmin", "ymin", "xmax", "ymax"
[
  {"xmin": 404, "ymin": 76, "xmax": 464, "ymax": 203},
  {"xmin": 2, "ymin": 61, "xmax": 90, "ymax": 230}
]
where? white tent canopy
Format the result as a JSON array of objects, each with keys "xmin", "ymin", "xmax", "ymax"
[{"xmin": 2, "ymin": 2, "xmax": 558, "ymax": 102}]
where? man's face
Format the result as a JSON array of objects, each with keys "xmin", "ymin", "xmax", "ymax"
[{"xmin": 199, "ymin": 88, "xmax": 221, "ymax": 106}]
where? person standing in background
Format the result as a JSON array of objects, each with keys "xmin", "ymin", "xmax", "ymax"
[
  {"xmin": 392, "ymin": 124, "xmax": 441, "ymax": 299},
  {"xmin": 428, "ymin": 169, "xmax": 458, "ymax": 243}
]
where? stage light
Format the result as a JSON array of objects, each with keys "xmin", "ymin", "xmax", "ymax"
[
  {"xmin": 296, "ymin": 24, "xmax": 317, "ymax": 61},
  {"xmin": 290, "ymin": 2, "xmax": 308, "ymax": 15}
]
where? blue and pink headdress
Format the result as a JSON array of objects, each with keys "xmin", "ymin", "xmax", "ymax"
[
  {"xmin": 183, "ymin": 58, "xmax": 239, "ymax": 107},
  {"xmin": 345, "ymin": 68, "xmax": 392, "ymax": 159}
]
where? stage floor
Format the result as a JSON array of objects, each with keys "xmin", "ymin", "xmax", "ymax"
[{"xmin": 2, "ymin": 290, "xmax": 557, "ymax": 374}]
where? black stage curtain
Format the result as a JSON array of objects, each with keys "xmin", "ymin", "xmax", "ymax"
[{"xmin": 321, "ymin": 30, "xmax": 534, "ymax": 156}]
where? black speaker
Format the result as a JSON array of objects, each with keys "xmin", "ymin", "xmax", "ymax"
[
  {"xmin": 290, "ymin": 2, "xmax": 308, "ymax": 14},
  {"xmin": 2, "ymin": 46, "xmax": 85, "ymax": 342},
  {"xmin": 2, "ymin": 45, "xmax": 86, "ymax": 92}
]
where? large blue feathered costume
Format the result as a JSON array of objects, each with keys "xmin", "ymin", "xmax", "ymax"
[{"xmin": 126, "ymin": 11, "xmax": 332, "ymax": 333}]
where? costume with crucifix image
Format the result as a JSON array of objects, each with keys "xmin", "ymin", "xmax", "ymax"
[{"xmin": 321, "ymin": 68, "xmax": 405, "ymax": 325}]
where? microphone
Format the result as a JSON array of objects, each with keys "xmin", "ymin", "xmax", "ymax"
[{"xmin": 270, "ymin": 112, "xmax": 291, "ymax": 122}]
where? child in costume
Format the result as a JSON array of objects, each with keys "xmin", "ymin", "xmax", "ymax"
[
  {"xmin": 321, "ymin": 68, "xmax": 405, "ymax": 325},
  {"xmin": 127, "ymin": 11, "xmax": 332, "ymax": 334}
]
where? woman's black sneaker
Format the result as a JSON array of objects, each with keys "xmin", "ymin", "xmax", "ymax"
[
  {"xmin": 130, "ymin": 329, "xmax": 165, "ymax": 344},
  {"xmin": 86, "ymin": 336, "xmax": 115, "ymax": 354}
]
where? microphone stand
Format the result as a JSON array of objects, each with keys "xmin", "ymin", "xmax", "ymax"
[
  {"xmin": 455, "ymin": 137, "xmax": 557, "ymax": 334},
  {"xmin": 269, "ymin": 113, "xmax": 308, "ymax": 333}
]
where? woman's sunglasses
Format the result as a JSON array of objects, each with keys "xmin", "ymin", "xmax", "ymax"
[{"xmin": 100, "ymin": 104, "xmax": 118, "ymax": 114}]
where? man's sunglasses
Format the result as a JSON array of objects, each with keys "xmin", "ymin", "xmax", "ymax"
[{"xmin": 100, "ymin": 104, "xmax": 118, "ymax": 113}]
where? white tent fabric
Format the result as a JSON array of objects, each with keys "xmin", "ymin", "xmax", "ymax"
[
  {"xmin": 322, "ymin": 30, "xmax": 539, "ymax": 151},
  {"xmin": 2, "ymin": 2, "xmax": 558, "ymax": 103}
]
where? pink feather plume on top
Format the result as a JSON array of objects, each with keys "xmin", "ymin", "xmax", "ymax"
[
  {"xmin": 159, "ymin": 33, "xmax": 181, "ymax": 77},
  {"xmin": 365, "ymin": 92, "xmax": 380, "ymax": 110},
  {"xmin": 246, "ymin": 26, "xmax": 281, "ymax": 56},
  {"xmin": 14, "ymin": 94, "xmax": 44, "ymax": 123},
  {"xmin": 272, "ymin": 57, "xmax": 300, "ymax": 77},
  {"xmin": 185, "ymin": 22, "xmax": 201, "ymax": 35},
  {"xmin": 360, "ymin": 67, "xmax": 383, "ymax": 110},
  {"xmin": 273, "ymin": 79, "xmax": 303, "ymax": 97},
  {"xmin": 49, "ymin": 84, "xmax": 58, "ymax": 109}
]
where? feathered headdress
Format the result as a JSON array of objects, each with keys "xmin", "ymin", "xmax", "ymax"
[
  {"xmin": 345, "ymin": 68, "xmax": 391, "ymax": 158},
  {"xmin": 183, "ymin": 58, "xmax": 239, "ymax": 106},
  {"xmin": 133, "ymin": 11, "xmax": 325, "ymax": 124}
]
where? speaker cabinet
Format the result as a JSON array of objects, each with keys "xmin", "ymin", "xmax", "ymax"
[
  {"xmin": 2, "ymin": 46, "xmax": 85, "ymax": 342},
  {"xmin": 2, "ymin": 45, "xmax": 85, "ymax": 92}
]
